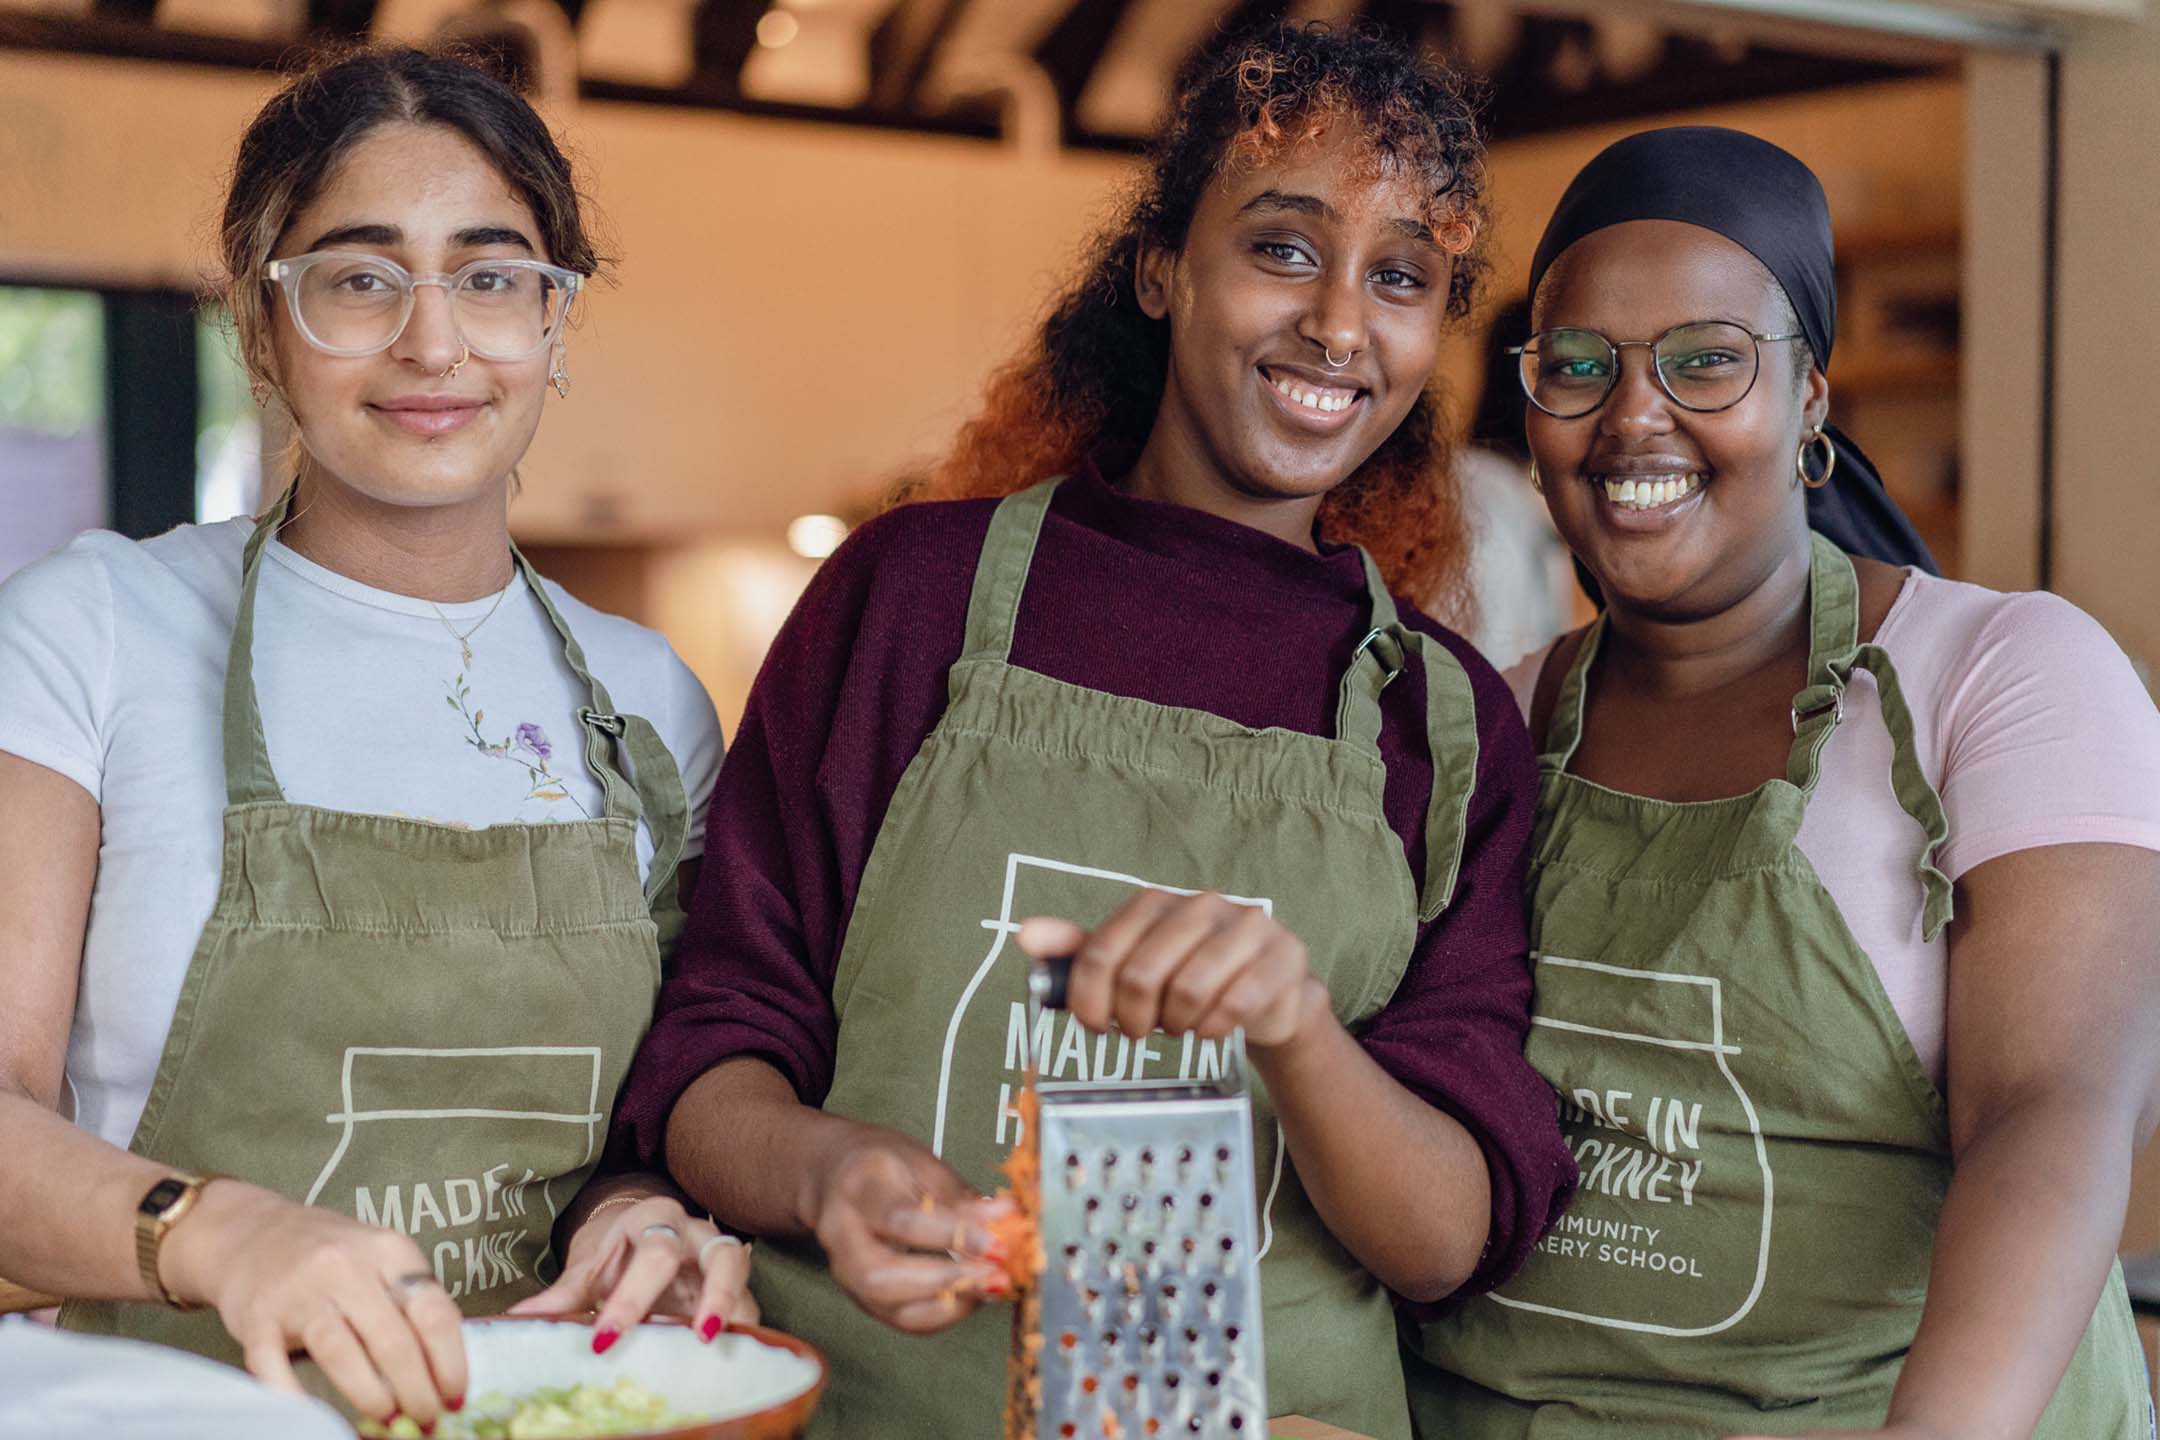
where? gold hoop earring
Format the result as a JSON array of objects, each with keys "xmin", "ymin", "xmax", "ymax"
[
  {"xmin": 1797, "ymin": 428, "xmax": 1837, "ymax": 490},
  {"xmin": 1529, "ymin": 459, "xmax": 1543, "ymax": 493}
]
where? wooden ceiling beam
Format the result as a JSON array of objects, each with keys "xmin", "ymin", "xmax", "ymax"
[
  {"xmin": 1030, "ymin": 0, "xmax": 1137, "ymax": 130},
  {"xmin": 867, "ymin": 0, "xmax": 969, "ymax": 111}
]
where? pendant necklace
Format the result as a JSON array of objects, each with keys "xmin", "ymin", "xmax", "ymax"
[{"xmin": 430, "ymin": 571, "xmax": 515, "ymax": 669}]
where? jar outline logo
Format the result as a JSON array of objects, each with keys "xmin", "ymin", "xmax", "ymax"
[
  {"xmin": 1490, "ymin": 954, "xmax": 1776, "ymax": 1338},
  {"xmin": 930, "ymin": 851, "xmax": 1286, "ymax": 1258},
  {"xmin": 303, "ymin": 1045, "xmax": 609, "ymax": 1230}
]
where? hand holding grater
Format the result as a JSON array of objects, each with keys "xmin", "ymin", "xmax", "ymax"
[{"xmin": 1011, "ymin": 955, "xmax": 1269, "ymax": 1440}]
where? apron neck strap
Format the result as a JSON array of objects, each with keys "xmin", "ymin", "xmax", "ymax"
[
  {"xmin": 1785, "ymin": 533, "xmax": 1953, "ymax": 939},
  {"xmin": 960, "ymin": 479, "xmax": 1062, "ymax": 663},
  {"xmin": 1336, "ymin": 546, "xmax": 1477, "ymax": 921},
  {"xmin": 516, "ymin": 547, "xmax": 690, "ymax": 897},
  {"xmin": 1541, "ymin": 612, "xmax": 1606, "ymax": 770},
  {"xmin": 1541, "ymin": 535, "xmax": 1949, "ymax": 938},
  {"xmin": 221, "ymin": 485, "xmax": 688, "ymax": 903},
  {"xmin": 221, "ymin": 487, "xmax": 294, "ymax": 807}
]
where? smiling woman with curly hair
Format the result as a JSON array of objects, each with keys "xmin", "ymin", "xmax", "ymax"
[
  {"xmin": 924, "ymin": 22, "xmax": 1489, "ymax": 616},
  {"xmin": 619, "ymin": 21, "xmax": 1577, "ymax": 1439}
]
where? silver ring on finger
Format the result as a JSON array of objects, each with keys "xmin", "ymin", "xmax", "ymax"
[
  {"xmin": 638, "ymin": 1223, "xmax": 683, "ymax": 1245},
  {"xmin": 698, "ymin": 1233, "xmax": 748, "ymax": 1267},
  {"xmin": 386, "ymin": 1270, "xmax": 443, "ymax": 1309}
]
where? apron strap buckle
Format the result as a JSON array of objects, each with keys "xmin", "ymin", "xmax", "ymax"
[
  {"xmin": 578, "ymin": 707, "xmax": 628, "ymax": 738},
  {"xmin": 1351, "ymin": 626, "xmax": 1407, "ymax": 693},
  {"xmin": 1790, "ymin": 687, "xmax": 1845, "ymax": 734}
]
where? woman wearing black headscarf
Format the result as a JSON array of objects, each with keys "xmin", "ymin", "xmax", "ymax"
[{"xmin": 1404, "ymin": 128, "xmax": 2160, "ymax": 1438}]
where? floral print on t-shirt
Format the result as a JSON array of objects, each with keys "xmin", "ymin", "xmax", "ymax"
[{"xmin": 445, "ymin": 674, "xmax": 591, "ymax": 817}]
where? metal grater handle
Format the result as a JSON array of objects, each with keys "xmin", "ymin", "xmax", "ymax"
[{"xmin": 1028, "ymin": 954, "xmax": 1075, "ymax": 1013}]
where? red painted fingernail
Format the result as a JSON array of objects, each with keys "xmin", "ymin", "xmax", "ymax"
[
  {"xmin": 592, "ymin": 1327, "xmax": 621, "ymax": 1355},
  {"xmin": 699, "ymin": 1314, "xmax": 723, "ymax": 1342},
  {"xmin": 981, "ymin": 1272, "xmax": 1011, "ymax": 1297},
  {"xmin": 420, "ymin": 1423, "xmax": 437, "ymax": 1438},
  {"xmin": 447, "ymin": 1396, "xmax": 465, "ymax": 1413}
]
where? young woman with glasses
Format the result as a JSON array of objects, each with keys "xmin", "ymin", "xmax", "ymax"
[
  {"xmin": 1406, "ymin": 126, "xmax": 2160, "ymax": 1440},
  {"xmin": 614, "ymin": 22, "xmax": 1578, "ymax": 1439},
  {"xmin": 0, "ymin": 48, "xmax": 751, "ymax": 1430}
]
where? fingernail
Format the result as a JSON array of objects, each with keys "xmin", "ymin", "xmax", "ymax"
[
  {"xmin": 420, "ymin": 1423, "xmax": 437, "ymax": 1438},
  {"xmin": 447, "ymin": 1396, "xmax": 465, "ymax": 1413},
  {"xmin": 980, "ymin": 1271, "xmax": 1011, "ymax": 1297},
  {"xmin": 698, "ymin": 1314, "xmax": 723, "ymax": 1342},
  {"xmin": 592, "ymin": 1327, "xmax": 621, "ymax": 1355}
]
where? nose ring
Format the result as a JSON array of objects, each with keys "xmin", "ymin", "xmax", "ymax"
[
  {"xmin": 440, "ymin": 342, "xmax": 470, "ymax": 381},
  {"xmin": 1324, "ymin": 348, "xmax": 1352, "ymax": 370}
]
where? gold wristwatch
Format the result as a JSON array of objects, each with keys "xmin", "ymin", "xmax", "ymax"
[{"xmin": 135, "ymin": 1172, "xmax": 215, "ymax": 1310}]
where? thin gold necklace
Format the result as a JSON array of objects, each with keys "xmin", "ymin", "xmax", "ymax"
[{"xmin": 429, "ymin": 576, "xmax": 515, "ymax": 670}]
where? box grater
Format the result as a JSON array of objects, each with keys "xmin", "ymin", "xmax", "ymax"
[{"xmin": 1015, "ymin": 956, "xmax": 1268, "ymax": 1440}]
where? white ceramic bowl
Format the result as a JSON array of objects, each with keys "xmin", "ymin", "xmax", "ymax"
[{"xmin": 457, "ymin": 1318, "xmax": 824, "ymax": 1439}]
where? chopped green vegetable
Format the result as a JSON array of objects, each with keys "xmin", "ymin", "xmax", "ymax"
[{"xmin": 357, "ymin": 1377, "xmax": 687, "ymax": 1438}]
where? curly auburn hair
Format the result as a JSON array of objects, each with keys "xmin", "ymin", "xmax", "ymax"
[{"xmin": 921, "ymin": 20, "xmax": 1490, "ymax": 613}]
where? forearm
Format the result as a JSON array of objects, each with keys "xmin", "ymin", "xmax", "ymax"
[
  {"xmin": 662, "ymin": 1056, "xmax": 858, "ymax": 1240},
  {"xmin": 1254, "ymin": 992, "xmax": 1493, "ymax": 1303},
  {"xmin": 1887, "ymin": 1097, "xmax": 2135, "ymax": 1439},
  {"xmin": 0, "ymin": 1086, "xmax": 208, "ymax": 1301}
]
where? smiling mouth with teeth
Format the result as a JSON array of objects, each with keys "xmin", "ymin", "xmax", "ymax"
[
  {"xmin": 1598, "ymin": 473, "xmax": 1704, "ymax": 511},
  {"xmin": 1265, "ymin": 370, "xmax": 1361, "ymax": 415}
]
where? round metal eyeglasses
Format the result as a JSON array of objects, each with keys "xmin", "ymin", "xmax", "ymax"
[
  {"xmin": 262, "ymin": 250, "xmax": 582, "ymax": 361},
  {"xmin": 1509, "ymin": 321, "xmax": 1807, "ymax": 420}
]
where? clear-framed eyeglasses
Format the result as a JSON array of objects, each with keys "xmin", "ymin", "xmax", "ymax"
[
  {"xmin": 1509, "ymin": 321, "xmax": 1807, "ymax": 420},
  {"xmin": 262, "ymin": 251, "xmax": 582, "ymax": 361}
]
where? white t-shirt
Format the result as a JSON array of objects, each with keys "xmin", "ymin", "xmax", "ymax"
[
  {"xmin": 0, "ymin": 519, "xmax": 724, "ymax": 1150},
  {"xmin": 1508, "ymin": 570, "xmax": 2160, "ymax": 1085}
]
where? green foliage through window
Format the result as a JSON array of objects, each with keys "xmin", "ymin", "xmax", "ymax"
[{"xmin": 0, "ymin": 287, "xmax": 104, "ymax": 436}]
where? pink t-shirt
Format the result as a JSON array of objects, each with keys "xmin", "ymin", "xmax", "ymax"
[{"xmin": 1507, "ymin": 571, "xmax": 2160, "ymax": 1085}]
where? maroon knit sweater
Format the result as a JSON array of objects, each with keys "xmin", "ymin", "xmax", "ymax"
[{"xmin": 614, "ymin": 471, "xmax": 1577, "ymax": 1293}]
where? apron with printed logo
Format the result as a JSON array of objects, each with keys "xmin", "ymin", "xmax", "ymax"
[
  {"xmin": 1406, "ymin": 533, "xmax": 2148, "ymax": 1437},
  {"xmin": 61, "ymin": 489, "xmax": 688, "ymax": 1361},
  {"xmin": 752, "ymin": 479, "xmax": 1482, "ymax": 1440}
]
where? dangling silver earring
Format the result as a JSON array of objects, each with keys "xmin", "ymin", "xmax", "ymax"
[{"xmin": 550, "ymin": 361, "xmax": 571, "ymax": 399}]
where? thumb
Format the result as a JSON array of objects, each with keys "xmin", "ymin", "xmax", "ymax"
[{"xmin": 1015, "ymin": 916, "xmax": 1086, "ymax": 959}]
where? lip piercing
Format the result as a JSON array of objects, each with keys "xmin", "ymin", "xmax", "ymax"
[
  {"xmin": 1323, "ymin": 348, "xmax": 1352, "ymax": 369},
  {"xmin": 440, "ymin": 342, "xmax": 470, "ymax": 381}
]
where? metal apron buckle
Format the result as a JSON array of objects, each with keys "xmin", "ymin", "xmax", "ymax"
[
  {"xmin": 1790, "ymin": 690, "xmax": 1845, "ymax": 735},
  {"xmin": 577, "ymin": 707, "xmax": 627, "ymax": 737},
  {"xmin": 1351, "ymin": 626, "xmax": 1407, "ymax": 693}
]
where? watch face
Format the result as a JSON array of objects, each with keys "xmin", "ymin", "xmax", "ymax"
[{"xmin": 141, "ymin": 1178, "xmax": 191, "ymax": 1215}]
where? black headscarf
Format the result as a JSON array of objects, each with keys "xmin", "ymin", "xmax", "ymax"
[{"xmin": 1528, "ymin": 125, "xmax": 1939, "ymax": 575}]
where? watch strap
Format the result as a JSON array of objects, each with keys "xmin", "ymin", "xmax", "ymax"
[{"xmin": 135, "ymin": 1172, "xmax": 213, "ymax": 1310}]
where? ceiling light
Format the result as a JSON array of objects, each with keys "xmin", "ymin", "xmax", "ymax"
[
  {"xmin": 756, "ymin": 9, "xmax": 799, "ymax": 48},
  {"xmin": 786, "ymin": 514, "xmax": 849, "ymax": 559}
]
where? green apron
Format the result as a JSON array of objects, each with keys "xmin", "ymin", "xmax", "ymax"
[
  {"xmin": 1407, "ymin": 533, "xmax": 2149, "ymax": 1437},
  {"xmin": 752, "ymin": 479, "xmax": 1481, "ymax": 1440},
  {"xmin": 61, "ymin": 489, "xmax": 688, "ymax": 1361}
]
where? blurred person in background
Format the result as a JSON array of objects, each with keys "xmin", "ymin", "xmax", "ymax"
[
  {"xmin": 0, "ymin": 47, "xmax": 751, "ymax": 1431},
  {"xmin": 1454, "ymin": 299, "xmax": 1578, "ymax": 670}
]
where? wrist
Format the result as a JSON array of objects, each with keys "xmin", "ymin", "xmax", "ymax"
[
  {"xmin": 155, "ymin": 1177, "xmax": 272, "ymax": 1308},
  {"xmin": 1248, "ymin": 977, "xmax": 1337, "ymax": 1069},
  {"xmin": 792, "ymin": 1113, "xmax": 866, "ymax": 1234}
]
